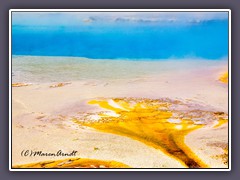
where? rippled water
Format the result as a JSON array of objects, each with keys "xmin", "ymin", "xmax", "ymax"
[{"xmin": 12, "ymin": 55, "xmax": 227, "ymax": 83}]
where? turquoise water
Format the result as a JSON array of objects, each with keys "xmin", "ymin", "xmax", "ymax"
[
  {"xmin": 12, "ymin": 12, "xmax": 229, "ymax": 83},
  {"xmin": 12, "ymin": 20, "xmax": 228, "ymax": 60}
]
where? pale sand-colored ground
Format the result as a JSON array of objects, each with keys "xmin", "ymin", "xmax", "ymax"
[
  {"xmin": 12, "ymin": 62, "xmax": 228, "ymax": 168},
  {"xmin": 185, "ymin": 123, "xmax": 228, "ymax": 168}
]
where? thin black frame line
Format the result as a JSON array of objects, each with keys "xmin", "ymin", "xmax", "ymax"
[
  {"xmin": 10, "ymin": 10, "xmax": 230, "ymax": 170},
  {"xmin": 228, "ymin": 10, "xmax": 231, "ymax": 170},
  {"xmin": 10, "ymin": 10, "xmax": 13, "ymax": 170},
  {"xmin": 10, "ymin": 10, "xmax": 230, "ymax": 13}
]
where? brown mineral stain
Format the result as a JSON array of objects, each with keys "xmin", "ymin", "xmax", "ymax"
[
  {"xmin": 74, "ymin": 98, "xmax": 215, "ymax": 168},
  {"xmin": 49, "ymin": 82, "xmax": 71, "ymax": 88},
  {"xmin": 219, "ymin": 72, "xmax": 228, "ymax": 84},
  {"xmin": 12, "ymin": 83, "xmax": 30, "ymax": 87},
  {"xmin": 13, "ymin": 158, "xmax": 130, "ymax": 168}
]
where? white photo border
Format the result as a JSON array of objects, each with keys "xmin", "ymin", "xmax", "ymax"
[{"xmin": 9, "ymin": 9, "xmax": 231, "ymax": 172}]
